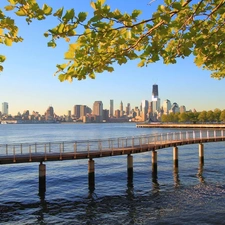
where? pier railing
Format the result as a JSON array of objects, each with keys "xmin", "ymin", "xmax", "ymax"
[{"xmin": 0, "ymin": 130, "xmax": 225, "ymax": 160}]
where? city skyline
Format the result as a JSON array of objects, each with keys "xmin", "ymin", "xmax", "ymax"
[{"xmin": 1, "ymin": 0, "xmax": 225, "ymax": 115}]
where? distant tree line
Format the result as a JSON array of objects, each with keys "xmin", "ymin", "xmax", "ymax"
[{"xmin": 161, "ymin": 109, "xmax": 225, "ymax": 123}]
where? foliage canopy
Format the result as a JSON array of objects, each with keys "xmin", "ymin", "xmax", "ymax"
[{"xmin": 1, "ymin": 0, "xmax": 225, "ymax": 81}]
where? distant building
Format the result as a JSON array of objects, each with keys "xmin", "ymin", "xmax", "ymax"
[
  {"xmin": 103, "ymin": 109, "xmax": 109, "ymax": 121},
  {"xmin": 74, "ymin": 105, "xmax": 81, "ymax": 118},
  {"xmin": 2, "ymin": 102, "xmax": 8, "ymax": 115},
  {"xmin": 45, "ymin": 106, "xmax": 54, "ymax": 120},
  {"xmin": 126, "ymin": 103, "xmax": 130, "ymax": 116},
  {"xmin": 163, "ymin": 99, "xmax": 172, "ymax": 115},
  {"xmin": 110, "ymin": 100, "xmax": 114, "ymax": 117},
  {"xmin": 93, "ymin": 101, "xmax": 103, "ymax": 122},
  {"xmin": 180, "ymin": 105, "xmax": 186, "ymax": 113},
  {"xmin": 151, "ymin": 84, "xmax": 160, "ymax": 112},
  {"xmin": 115, "ymin": 109, "xmax": 120, "ymax": 118},
  {"xmin": 170, "ymin": 102, "xmax": 179, "ymax": 113},
  {"xmin": 152, "ymin": 84, "xmax": 159, "ymax": 100},
  {"xmin": 80, "ymin": 105, "xmax": 87, "ymax": 118},
  {"xmin": 120, "ymin": 101, "xmax": 123, "ymax": 117},
  {"xmin": 142, "ymin": 100, "xmax": 149, "ymax": 121}
]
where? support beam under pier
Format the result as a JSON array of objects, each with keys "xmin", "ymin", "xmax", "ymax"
[
  {"xmin": 173, "ymin": 146, "xmax": 178, "ymax": 169},
  {"xmin": 39, "ymin": 162, "xmax": 46, "ymax": 194},
  {"xmin": 88, "ymin": 159, "xmax": 95, "ymax": 191},
  {"xmin": 127, "ymin": 154, "xmax": 133, "ymax": 182},
  {"xmin": 199, "ymin": 143, "xmax": 204, "ymax": 165},
  {"xmin": 152, "ymin": 151, "xmax": 157, "ymax": 180}
]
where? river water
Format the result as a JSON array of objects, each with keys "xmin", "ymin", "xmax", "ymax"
[{"xmin": 0, "ymin": 123, "xmax": 225, "ymax": 224}]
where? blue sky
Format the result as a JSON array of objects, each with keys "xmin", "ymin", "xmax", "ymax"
[{"xmin": 1, "ymin": 0, "xmax": 225, "ymax": 115}]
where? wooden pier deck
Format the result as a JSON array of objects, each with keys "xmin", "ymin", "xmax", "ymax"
[{"xmin": 0, "ymin": 129, "xmax": 225, "ymax": 165}]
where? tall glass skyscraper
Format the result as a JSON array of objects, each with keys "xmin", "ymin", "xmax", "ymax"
[
  {"xmin": 110, "ymin": 100, "xmax": 114, "ymax": 117},
  {"xmin": 151, "ymin": 84, "xmax": 160, "ymax": 113},
  {"xmin": 152, "ymin": 84, "xmax": 159, "ymax": 101},
  {"xmin": 2, "ymin": 102, "xmax": 8, "ymax": 115}
]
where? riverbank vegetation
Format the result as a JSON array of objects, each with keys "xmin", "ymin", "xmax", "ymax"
[{"xmin": 161, "ymin": 109, "xmax": 225, "ymax": 123}]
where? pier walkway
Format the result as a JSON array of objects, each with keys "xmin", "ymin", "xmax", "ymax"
[{"xmin": 0, "ymin": 129, "xmax": 224, "ymax": 164}]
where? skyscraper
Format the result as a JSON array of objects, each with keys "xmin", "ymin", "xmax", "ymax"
[
  {"xmin": 151, "ymin": 84, "xmax": 160, "ymax": 112},
  {"xmin": 110, "ymin": 100, "xmax": 114, "ymax": 117},
  {"xmin": 2, "ymin": 102, "xmax": 8, "ymax": 115},
  {"xmin": 152, "ymin": 84, "xmax": 159, "ymax": 101},
  {"xmin": 80, "ymin": 105, "xmax": 87, "ymax": 117},
  {"xmin": 93, "ymin": 101, "xmax": 103, "ymax": 122},
  {"xmin": 45, "ymin": 106, "xmax": 54, "ymax": 120},
  {"xmin": 120, "ymin": 101, "xmax": 123, "ymax": 117},
  {"xmin": 163, "ymin": 99, "xmax": 171, "ymax": 115},
  {"xmin": 142, "ymin": 100, "xmax": 149, "ymax": 121},
  {"xmin": 74, "ymin": 105, "xmax": 81, "ymax": 118},
  {"xmin": 126, "ymin": 103, "xmax": 130, "ymax": 116}
]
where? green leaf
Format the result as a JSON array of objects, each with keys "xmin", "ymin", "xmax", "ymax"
[
  {"xmin": 78, "ymin": 12, "xmax": 87, "ymax": 22},
  {"xmin": 57, "ymin": 23, "xmax": 65, "ymax": 33},
  {"xmin": 4, "ymin": 38, "xmax": 12, "ymax": 46},
  {"xmin": 131, "ymin": 10, "xmax": 141, "ymax": 19},
  {"xmin": 138, "ymin": 60, "xmax": 145, "ymax": 67},
  {"xmin": 15, "ymin": 9, "xmax": 26, "ymax": 16},
  {"xmin": 172, "ymin": 2, "xmax": 182, "ymax": 10},
  {"xmin": 64, "ymin": 51, "xmax": 74, "ymax": 59},
  {"xmin": 4, "ymin": 5, "xmax": 15, "ymax": 11},
  {"xmin": 47, "ymin": 41, "xmax": 56, "ymax": 48},
  {"xmin": 0, "ymin": 65, "xmax": 3, "ymax": 72},
  {"xmin": 90, "ymin": 1, "xmax": 96, "ymax": 10},
  {"xmin": 62, "ymin": 9, "xmax": 75, "ymax": 22},
  {"xmin": 8, "ymin": 0, "xmax": 16, "ymax": 4},
  {"xmin": 89, "ymin": 73, "xmax": 95, "ymax": 79},
  {"xmin": 0, "ymin": 55, "xmax": 6, "ymax": 63},
  {"xmin": 53, "ymin": 7, "xmax": 64, "ymax": 18},
  {"xmin": 194, "ymin": 57, "xmax": 204, "ymax": 67},
  {"xmin": 97, "ymin": 0, "xmax": 105, "ymax": 5},
  {"xmin": 42, "ymin": 4, "xmax": 52, "ymax": 15}
]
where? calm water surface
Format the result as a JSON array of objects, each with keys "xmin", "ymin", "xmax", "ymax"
[{"xmin": 0, "ymin": 123, "xmax": 225, "ymax": 224}]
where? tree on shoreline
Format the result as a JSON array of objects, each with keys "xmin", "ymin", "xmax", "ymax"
[
  {"xmin": 1, "ymin": 0, "xmax": 225, "ymax": 81},
  {"xmin": 161, "ymin": 110, "xmax": 224, "ymax": 123}
]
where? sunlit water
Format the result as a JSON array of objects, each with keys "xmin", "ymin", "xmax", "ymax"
[{"xmin": 0, "ymin": 123, "xmax": 225, "ymax": 224}]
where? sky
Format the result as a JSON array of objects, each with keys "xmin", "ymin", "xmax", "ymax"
[{"xmin": 1, "ymin": 0, "xmax": 225, "ymax": 116}]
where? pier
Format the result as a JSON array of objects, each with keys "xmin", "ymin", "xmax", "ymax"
[
  {"xmin": 0, "ymin": 129, "xmax": 225, "ymax": 193},
  {"xmin": 136, "ymin": 123, "xmax": 225, "ymax": 129}
]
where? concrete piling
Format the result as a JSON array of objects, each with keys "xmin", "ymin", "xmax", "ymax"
[
  {"xmin": 88, "ymin": 159, "xmax": 95, "ymax": 190},
  {"xmin": 199, "ymin": 143, "xmax": 204, "ymax": 165},
  {"xmin": 152, "ymin": 150, "xmax": 157, "ymax": 179},
  {"xmin": 173, "ymin": 146, "xmax": 178, "ymax": 168},
  {"xmin": 127, "ymin": 154, "xmax": 133, "ymax": 182},
  {"xmin": 39, "ymin": 162, "xmax": 46, "ymax": 193}
]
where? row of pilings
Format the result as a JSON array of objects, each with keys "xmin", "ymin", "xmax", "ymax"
[{"xmin": 38, "ymin": 143, "xmax": 205, "ymax": 195}]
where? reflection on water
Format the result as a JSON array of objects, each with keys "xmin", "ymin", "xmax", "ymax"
[
  {"xmin": 197, "ymin": 163, "xmax": 205, "ymax": 183},
  {"xmin": 1, "ymin": 124, "xmax": 225, "ymax": 224}
]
